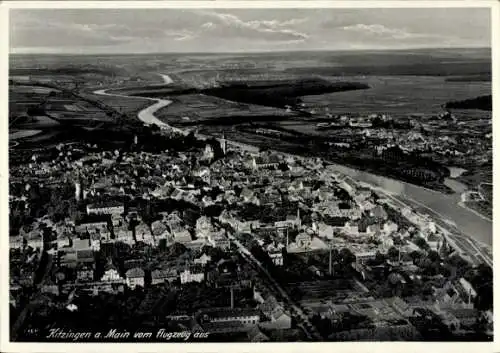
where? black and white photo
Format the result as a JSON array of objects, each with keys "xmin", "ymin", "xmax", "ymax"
[{"xmin": 3, "ymin": 1, "xmax": 496, "ymax": 348}]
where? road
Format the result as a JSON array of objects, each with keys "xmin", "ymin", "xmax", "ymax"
[
  {"xmin": 227, "ymin": 233, "xmax": 323, "ymax": 340},
  {"xmin": 10, "ymin": 252, "xmax": 53, "ymax": 341}
]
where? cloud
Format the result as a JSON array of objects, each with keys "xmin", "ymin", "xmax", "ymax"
[
  {"xmin": 201, "ymin": 22, "xmax": 216, "ymax": 30},
  {"xmin": 200, "ymin": 11, "xmax": 309, "ymax": 42},
  {"xmin": 341, "ymin": 23, "xmax": 435, "ymax": 40},
  {"xmin": 163, "ymin": 29, "xmax": 197, "ymax": 41}
]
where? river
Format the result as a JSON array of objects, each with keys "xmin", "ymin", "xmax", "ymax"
[
  {"xmin": 93, "ymin": 74, "xmax": 176, "ymax": 129},
  {"xmin": 327, "ymin": 163, "xmax": 492, "ymax": 246},
  {"xmin": 95, "ymin": 73, "xmax": 492, "ymax": 247}
]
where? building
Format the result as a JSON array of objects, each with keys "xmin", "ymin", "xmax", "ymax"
[
  {"xmin": 203, "ymin": 144, "xmax": 214, "ymax": 161},
  {"xmin": 446, "ymin": 308, "xmax": 479, "ymax": 328},
  {"xmin": 173, "ymin": 229, "xmax": 192, "ymax": 244},
  {"xmin": 458, "ymin": 277, "xmax": 477, "ymax": 301},
  {"xmin": 86, "ymin": 201, "xmax": 124, "ymax": 216},
  {"xmin": 208, "ymin": 231, "xmax": 230, "ymax": 250},
  {"xmin": 195, "ymin": 216, "xmax": 214, "ymax": 238},
  {"xmin": 252, "ymin": 155, "xmax": 280, "ymax": 170},
  {"xmin": 354, "ymin": 250, "xmax": 377, "ymax": 264},
  {"xmin": 180, "ymin": 265, "xmax": 205, "ymax": 284},
  {"xmin": 74, "ymin": 215, "xmax": 110, "ymax": 236},
  {"xmin": 76, "ymin": 264, "xmax": 94, "ymax": 282},
  {"xmin": 151, "ymin": 268, "xmax": 178, "ymax": 285},
  {"xmin": 258, "ymin": 293, "xmax": 292, "ymax": 330},
  {"xmin": 125, "ymin": 267, "xmax": 145, "ymax": 289},
  {"xmin": 199, "ymin": 308, "xmax": 261, "ymax": 326},
  {"xmin": 59, "ymin": 249, "xmax": 78, "ymax": 268},
  {"xmin": 194, "ymin": 254, "xmax": 212, "ymax": 267},
  {"xmin": 266, "ymin": 243, "xmax": 284, "ymax": 266},
  {"xmin": 295, "ymin": 232, "xmax": 312, "ymax": 249},
  {"xmin": 101, "ymin": 258, "xmax": 124, "ymax": 283}
]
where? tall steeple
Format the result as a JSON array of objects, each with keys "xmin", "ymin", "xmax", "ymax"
[{"xmin": 221, "ymin": 132, "xmax": 227, "ymax": 156}]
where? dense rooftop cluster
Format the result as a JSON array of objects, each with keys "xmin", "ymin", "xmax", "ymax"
[{"xmin": 9, "ymin": 134, "xmax": 492, "ymax": 342}]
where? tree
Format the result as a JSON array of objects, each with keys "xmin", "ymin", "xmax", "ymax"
[
  {"xmin": 427, "ymin": 250, "xmax": 440, "ymax": 262},
  {"xmin": 387, "ymin": 246, "xmax": 399, "ymax": 261},
  {"xmin": 339, "ymin": 248, "xmax": 355, "ymax": 265}
]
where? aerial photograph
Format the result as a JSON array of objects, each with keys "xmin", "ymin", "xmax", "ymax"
[{"xmin": 7, "ymin": 6, "xmax": 493, "ymax": 343}]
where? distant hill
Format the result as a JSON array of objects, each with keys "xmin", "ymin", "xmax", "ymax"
[{"xmin": 445, "ymin": 95, "xmax": 492, "ymax": 111}]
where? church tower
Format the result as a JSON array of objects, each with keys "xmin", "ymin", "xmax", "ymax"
[{"xmin": 221, "ymin": 132, "xmax": 227, "ymax": 156}]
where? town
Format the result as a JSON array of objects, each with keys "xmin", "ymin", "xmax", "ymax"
[{"xmin": 9, "ymin": 128, "xmax": 493, "ymax": 342}]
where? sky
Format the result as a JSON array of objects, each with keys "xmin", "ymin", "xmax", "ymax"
[{"xmin": 9, "ymin": 8, "xmax": 491, "ymax": 54}]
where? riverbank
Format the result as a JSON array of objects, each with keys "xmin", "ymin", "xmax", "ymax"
[
  {"xmin": 98, "ymin": 73, "xmax": 492, "ymax": 247},
  {"xmin": 93, "ymin": 74, "xmax": 179, "ymax": 131}
]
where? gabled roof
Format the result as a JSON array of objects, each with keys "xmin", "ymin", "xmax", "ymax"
[
  {"xmin": 151, "ymin": 268, "xmax": 177, "ymax": 279},
  {"xmin": 126, "ymin": 267, "xmax": 145, "ymax": 278}
]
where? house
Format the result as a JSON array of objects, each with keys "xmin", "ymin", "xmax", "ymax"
[
  {"xmin": 126, "ymin": 267, "xmax": 145, "ymax": 289},
  {"xmin": 360, "ymin": 200, "xmax": 376, "ymax": 212},
  {"xmin": 76, "ymin": 264, "xmax": 94, "ymax": 282},
  {"xmin": 89, "ymin": 233, "xmax": 101, "ymax": 251},
  {"xmin": 252, "ymin": 156, "xmax": 280, "ymax": 170},
  {"xmin": 208, "ymin": 231, "xmax": 230, "ymax": 250},
  {"xmin": 135, "ymin": 221, "xmax": 151, "ymax": 238},
  {"xmin": 185, "ymin": 238, "xmax": 208, "ymax": 251},
  {"xmin": 266, "ymin": 243, "xmax": 284, "ymax": 266},
  {"xmin": 165, "ymin": 212, "xmax": 184, "ymax": 231},
  {"xmin": 101, "ymin": 258, "xmax": 124, "ymax": 283},
  {"xmin": 195, "ymin": 216, "xmax": 214, "ymax": 238},
  {"xmin": 427, "ymin": 233, "xmax": 441, "ymax": 251},
  {"xmin": 180, "ymin": 265, "xmax": 205, "ymax": 284},
  {"xmin": 295, "ymin": 232, "xmax": 312, "ymax": 249},
  {"xmin": 313, "ymin": 222, "xmax": 335, "ymax": 239},
  {"xmin": 75, "ymin": 215, "xmax": 110, "ymax": 236},
  {"xmin": 371, "ymin": 206, "xmax": 388, "ymax": 220},
  {"xmin": 354, "ymin": 250, "xmax": 377, "ymax": 264},
  {"xmin": 59, "ymin": 249, "xmax": 78, "ymax": 268},
  {"xmin": 41, "ymin": 281, "xmax": 60, "ymax": 296},
  {"xmin": 385, "ymin": 297, "xmax": 413, "ymax": 317},
  {"xmin": 76, "ymin": 249, "xmax": 95, "ymax": 265},
  {"xmin": 173, "ymin": 228, "xmax": 192, "ymax": 244},
  {"xmin": 194, "ymin": 254, "xmax": 212, "ymax": 267},
  {"xmin": 199, "ymin": 308, "xmax": 260, "ymax": 326},
  {"xmin": 383, "ymin": 221, "xmax": 399, "ymax": 234},
  {"xmin": 86, "ymin": 201, "xmax": 124, "ymax": 216},
  {"xmin": 200, "ymin": 320, "xmax": 247, "ymax": 334},
  {"xmin": 458, "ymin": 278, "xmax": 477, "ymax": 301},
  {"xmin": 238, "ymin": 220, "xmax": 260, "ymax": 233},
  {"xmin": 259, "ymin": 189, "xmax": 282, "ymax": 205},
  {"xmin": 151, "ymin": 220, "xmax": 170, "ymax": 239},
  {"xmin": 240, "ymin": 188, "xmax": 255, "ymax": 203},
  {"xmin": 446, "ymin": 308, "xmax": 479, "ymax": 328},
  {"xmin": 258, "ymin": 294, "xmax": 292, "ymax": 330},
  {"xmin": 263, "ymin": 306, "xmax": 292, "ymax": 330},
  {"xmin": 288, "ymin": 179, "xmax": 304, "ymax": 192},
  {"xmin": 354, "ymin": 187, "xmax": 372, "ymax": 203},
  {"xmin": 151, "ymin": 268, "xmax": 178, "ymax": 285},
  {"xmin": 73, "ymin": 238, "xmax": 91, "ymax": 251}
]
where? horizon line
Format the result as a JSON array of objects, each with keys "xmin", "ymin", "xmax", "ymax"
[{"xmin": 9, "ymin": 46, "xmax": 492, "ymax": 56}]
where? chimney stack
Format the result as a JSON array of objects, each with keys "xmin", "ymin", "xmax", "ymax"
[{"xmin": 329, "ymin": 245, "xmax": 333, "ymax": 276}]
